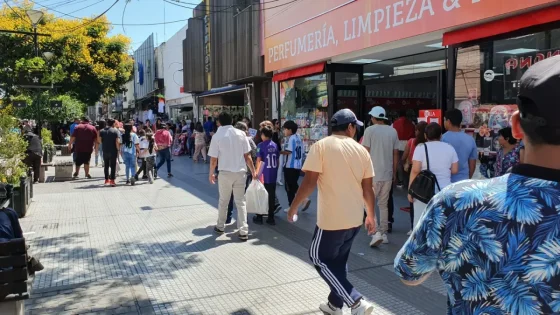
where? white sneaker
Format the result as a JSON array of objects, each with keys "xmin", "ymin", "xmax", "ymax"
[
  {"xmin": 283, "ymin": 208, "xmax": 290, "ymax": 213},
  {"xmin": 382, "ymin": 233, "xmax": 389, "ymax": 244},
  {"xmin": 407, "ymin": 230, "xmax": 412, "ymax": 236},
  {"xmin": 351, "ymin": 300, "xmax": 374, "ymax": 315},
  {"xmin": 319, "ymin": 302, "xmax": 342, "ymax": 315},
  {"xmin": 369, "ymin": 232, "xmax": 383, "ymax": 247}
]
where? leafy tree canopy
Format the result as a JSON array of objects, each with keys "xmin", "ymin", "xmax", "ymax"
[{"xmin": 0, "ymin": 0, "xmax": 133, "ymax": 106}]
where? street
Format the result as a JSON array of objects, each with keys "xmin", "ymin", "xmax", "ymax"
[{"xmin": 22, "ymin": 156, "xmax": 447, "ymax": 315}]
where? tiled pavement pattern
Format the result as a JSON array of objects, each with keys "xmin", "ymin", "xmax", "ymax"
[{"xmin": 21, "ymin": 155, "xmax": 447, "ymax": 314}]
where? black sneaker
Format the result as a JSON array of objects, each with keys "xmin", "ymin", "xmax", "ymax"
[
  {"xmin": 301, "ymin": 199, "xmax": 312, "ymax": 212},
  {"xmin": 167, "ymin": 173, "xmax": 173, "ymax": 178},
  {"xmin": 274, "ymin": 205, "xmax": 282, "ymax": 214},
  {"xmin": 238, "ymin": 234, "xmax": 248, "ymax": 241},
  {"xmin": 126, "ymin": 180, "xmax": 130, "ymax": 185},
  {"xmin": 134, "ymin": 175, "xmax": 139, "ymax": 181},
  {"xmin": 214, "ymin": 226, "xmax": 224, "ymax": 234},
  {"xmin": 266, "ymin": 218, "xmax": 276, "ymax": 226},
  {"xmin": 85, "ymin": 174, "xmax": 92, "ymax": 179},
  {"xmin": 252, "ymin": 215, "xmax": 264, "ymax": 225},
  {"xmin": 72, "ymin": 172, "xmax": 78, "ymax": 178}
]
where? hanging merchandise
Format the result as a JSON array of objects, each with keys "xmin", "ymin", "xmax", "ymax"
[{"xmin": 158, "ymin": 98, "xmax": 165, "ymax": 113}]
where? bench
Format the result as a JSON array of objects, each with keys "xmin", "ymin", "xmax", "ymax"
[
  {"xmin": 39, "ymin": 163, "xmax": 53, "ymax": 183},
  {"xmin": 0, "ymin": 239, "xmax": 29, "ymax": 315}
]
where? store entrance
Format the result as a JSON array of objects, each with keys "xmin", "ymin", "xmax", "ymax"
[{"xmin": 361, "ymin": 50, "xmax": 447, "ymax": 124}]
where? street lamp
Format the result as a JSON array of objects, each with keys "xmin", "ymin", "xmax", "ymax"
[{"xmin": 26, "ymin": 10, "xmax": 44, "ymax": 57}]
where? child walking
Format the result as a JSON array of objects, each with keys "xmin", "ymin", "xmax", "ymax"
[
  {"xmin": 135, "ymin": 129, "xmax": 148, "ymax": 181},
  {"xmin": 281, "ymin": 121, "xmax": 311, "ymax": 213},
  {"xmin": 193, "ymin": 122, "xmax": 207, "ymax": 163},
  {"xmin": 143, "ymin": 131, "xmax": 157, "ymax": 183},
  {"xmin": 253, "ymin": 125, "xmax": 279, "ymax": 225},
  {"xmin": 121, "ymin": 123, "xmax": 140, "ymax": 185}
]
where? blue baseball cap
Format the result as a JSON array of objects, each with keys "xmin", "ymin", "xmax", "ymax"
[{"xmin": 330, "ymin": 109, "xmax": 363, "ymax": 127}]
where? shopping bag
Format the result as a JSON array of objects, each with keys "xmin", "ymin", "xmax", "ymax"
[{"xmin": 245, "ymin": 180, "xmax": 268, "ymax": 215}]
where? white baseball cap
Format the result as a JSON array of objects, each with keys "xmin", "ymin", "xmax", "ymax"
[{"xmin": 368, "ymin": 106, "xmax": 388, "ymax": 120}]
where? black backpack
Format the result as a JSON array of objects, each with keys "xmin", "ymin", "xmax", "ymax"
[{"xmin": 408, "ymin": 143, "xmax": 441, "ymax": 204}]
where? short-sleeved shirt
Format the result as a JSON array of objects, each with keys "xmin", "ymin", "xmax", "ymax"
[
  {"xmin": 257, "ymin": 140, "xmax": 279, "ymax": 184},
  {"xmin": 412, "ymin": 141, "xmax": 459, "ymax": 190},
  {"xmin": 303, "ymin": 135, "xmax": 374, "ymax": 231},
  {"xmin": 362, "ymin": 124, "xmax": 399, "ymax": 182},
  {"xmin": 208, "ymin": 125, "xmax": 251, "ymax": 172},
  {"xmin": 284, "ymin": 134, "xmax": 303, "ymax": 169},
  {"xmin": 121, "ymin": 133, "xmax": 139, "ymax": 155},
  {"xmin": 72, "ymin": 124, "xmax": 98, "ymax": 153},
  {"xmin": 394, "ymin": 164, "xmax": 560, "ymax": 315},
  {"xmin": 441, "ymin": 131, "xmax": 478, "ymax": 183},
  {"xmin": 100, "ymin": 127, "xmax": 121, "ymax": 156}
]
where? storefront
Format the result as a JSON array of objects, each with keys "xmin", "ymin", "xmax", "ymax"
[
  {"xmin": 444, "ymin": 5, "xmax": 560, "ymax": 158},
  {"xmin": 264, "ymin": 0, "xmax": 559, "ymax": 144},
  {"xmin": 196, "ymin": 85, "xmax": 252, "ymax": 124}
]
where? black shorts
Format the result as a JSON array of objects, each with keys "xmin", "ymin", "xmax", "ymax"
[{"xmin": 75, "ymin": 152, "xmax": 92, "ymax": 166}]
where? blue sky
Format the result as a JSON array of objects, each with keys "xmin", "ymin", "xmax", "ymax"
[{"xmin": 23, "ymin": 0, "xmax": 194, "ymax": 52}]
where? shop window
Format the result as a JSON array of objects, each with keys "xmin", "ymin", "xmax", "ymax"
[
  {"xmin": 279, "ymin": 74, "xmax": 328, "ymax": 153},
  {"xmin": 454, "ymin": 27, "xmax": 560, "ymax": 154},
  {"xmin": 362, "ymin": 50, "xmax": 445, "ymax": 122},
  {"xmin": 334, "ymin": 72, "xmax": 359, "ymax": 85}
]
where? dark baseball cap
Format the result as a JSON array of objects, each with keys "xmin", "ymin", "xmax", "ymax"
[
  {"xmin": 330, "ymin": 109, "xmax": 363, "ymax": 127},
  {"xmin": 518, "ymin": 55, "xmax": 560, "ymax": 128}
]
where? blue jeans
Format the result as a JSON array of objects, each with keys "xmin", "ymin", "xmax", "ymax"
[
  {"xmin": 156, "ymin": 149, "xmax": 171, "ymax": 174},
  {"xmin": 122, "ymin": 152, "xmax": 136, "ymax": 180}
]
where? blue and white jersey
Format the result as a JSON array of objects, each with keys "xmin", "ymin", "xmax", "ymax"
[{"xmin": 284, "ymin": 134, "xmax": 303, "ymax": 169}]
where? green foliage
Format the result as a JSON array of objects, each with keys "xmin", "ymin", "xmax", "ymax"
[
  {"xmin": 0, "ymin": 115, "xmax": 28, "ymax": 185},
  {"xmin": 41, "ymin": 128, "xmax": 54, "ymax": 147},
  {"xmin": 0, "ymin": 3, "xmax": 133, "ymax": 105},
  {"xmin": 13, "ymin": 93, "xmax": 85, "ymax": 123}
]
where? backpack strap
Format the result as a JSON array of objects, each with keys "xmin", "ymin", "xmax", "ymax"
[{"xmin": 423, "ymin": 143, "xmax": 441, "ymax": 192}]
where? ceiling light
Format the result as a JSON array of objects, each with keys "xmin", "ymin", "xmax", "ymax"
[
  {"xmin": 351, "ymin": 59, "xmax": 380, "ymax": 64},
  {"xmin": 364, "ymin": 73, "xmax": 381, "ymax": 76},
  {"xmin": 374, "ymin": 60, "xmax": 403, "ymax": 65},
  {"xmin": 497, "ymin": 48, "xmax": 537, "ymax": 55},
  {"xmin": 425, "ymin": 42, "xmax": 444, "ymax": 48}
]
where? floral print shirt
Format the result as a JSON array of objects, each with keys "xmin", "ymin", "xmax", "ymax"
[
  {"xmin": 394, "ymin": 164, "xmax": 560, "ymax": 315},
  {"xmin": 494, "ymin": 143, "xmax": 524, "ymax": 177}
]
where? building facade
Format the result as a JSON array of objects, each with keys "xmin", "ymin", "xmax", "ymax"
[
  {"xmin": 263, "ymin": 0, "xmax": 560, "ymax": 155},
  {"xmin": 183, "ymin": 0, "xmax": 271, "ymax": 126},
  {"xmin": 164, "ymin": 23, "xmax": 194, "ymax": 122}
]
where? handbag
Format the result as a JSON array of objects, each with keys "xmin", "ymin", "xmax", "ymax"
[{"xmin": 408, "ymin": 143, "xmax": 441, "ymax": 204}]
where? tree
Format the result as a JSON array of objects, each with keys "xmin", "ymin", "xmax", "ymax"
[
  {"xmin": 0, "ymin": 0, "xmax": 133, "ymax": 106},
  {"xmin": 13, "ymin": 94, "xmax": 86, "ymax": 123},
  {"xmin": 0, "ymin": 114, "xmax": 27, "ymax": 185}
]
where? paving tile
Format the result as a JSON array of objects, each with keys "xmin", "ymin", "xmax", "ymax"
[{"xmin": 22, "ymin": 156, "xmax": 447, "ymax": 315}]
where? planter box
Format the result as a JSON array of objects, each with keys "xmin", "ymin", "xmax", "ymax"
[
  {"xmin": 11, "ymin": 176, "xmax": 31, "ymax": 218},
  {"xmin": 54, "ymin": 161, "xmax": 73, "ymax": 182}
]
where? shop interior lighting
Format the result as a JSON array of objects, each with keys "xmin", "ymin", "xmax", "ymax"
[
  {"xmin": 364, "ymin": 73, "xmax": 381, "ymax": 76},
  {"xmin": 351, "ymin": 59, "xmax": 380, "ymax": 63},
  {"xmin": 425, "ymin": 42, "xmax": 444, "ymax": 48},
  {"xmin": 497, "ymin": 48, "xmax": 537, "ymax": 54}
]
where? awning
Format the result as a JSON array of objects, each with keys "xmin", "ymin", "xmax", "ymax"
[
  {"xmin": 197, "ymin": 85, "xmax": 246, "ymax": 98},
  {"xmin": 272, "ymin": 62, "xmax": 325, "ymax": 82},
  {"xmin": 443, "ymin": 5, "xmax": 560, "ymax": 47}
]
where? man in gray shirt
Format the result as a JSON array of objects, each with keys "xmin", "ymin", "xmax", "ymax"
[{"xmin": 362, "ymin": 106, "xmax": 399, "ymax": 247}]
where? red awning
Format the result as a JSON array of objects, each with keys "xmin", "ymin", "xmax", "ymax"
[
  {"xmin": 443, "ymin": 5, "xmax": 560, "ymax": 47},
  {"xmin": 272, "ymin": 62, "xmax": 325, "ymax": 82}
]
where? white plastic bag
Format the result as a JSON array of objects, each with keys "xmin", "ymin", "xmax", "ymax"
[{"xmin": 245, "ymin": 180, "xmax": 268, "ymax": 215}]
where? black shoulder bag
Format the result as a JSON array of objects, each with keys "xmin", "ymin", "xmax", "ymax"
[{"xmin": 408, "ymin": 143, "xmax": 441, "ymax": 204}]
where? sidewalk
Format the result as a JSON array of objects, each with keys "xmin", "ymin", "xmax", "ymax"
[{"xmin": 21, "ymin": 155, "xmax": 447, "ymax": 314}]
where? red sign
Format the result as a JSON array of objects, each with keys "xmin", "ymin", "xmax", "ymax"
[{"xmin": 418, "ymin": 109, "xmax": 442, "ymax": 125}]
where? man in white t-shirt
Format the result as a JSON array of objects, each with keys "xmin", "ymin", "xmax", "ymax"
[
  {"xmin": 208, "ymin": 112, "xmax": 257, "ymax": 241},
  {"xmin": 362, "ymin": 106, "xmax": 399, "ymax": 247}
]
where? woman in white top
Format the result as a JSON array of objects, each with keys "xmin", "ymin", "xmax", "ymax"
[{"xmin": 408, "ymin": 122, "xmax": 459, "ymax": 228}]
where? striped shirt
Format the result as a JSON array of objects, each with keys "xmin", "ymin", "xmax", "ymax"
[{"xmin": 284, "ymin": 134, "xmax": 303, "ymax": 169}]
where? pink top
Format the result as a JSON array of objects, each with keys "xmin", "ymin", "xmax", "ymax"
[{"xmin": 154, "ymin": 129, "xmax": 172, "ymax": 148}]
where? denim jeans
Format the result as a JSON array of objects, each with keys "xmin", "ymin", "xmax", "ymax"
[
  {"xmin": 156, "ymin": 149, "xmax": 172, "ymax": 174},
  {"xmin": 122, "ymin": 152, "xmax": 136, "ymax": 180}
]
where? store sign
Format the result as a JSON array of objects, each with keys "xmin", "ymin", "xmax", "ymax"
[
  {"xmin": 263, "ymin": 0, "xmax": 557, "ymax": 72},
  {"xmin": 418, "ymin": 109, "xmax": 442, "ymax": 124}
]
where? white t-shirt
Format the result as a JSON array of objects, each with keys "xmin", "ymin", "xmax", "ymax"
[
  {"xmin": 139, "ymin": 136, "xmax": 156, "ymax": 158},
  {"xmin": 362, "ymin": 124, "xmax": 399, "ymax": 182},
  {"xmin": 412, "ymin": 141, "xmax": 459, "ymax": 190},
  {"xmin": 208, "ymin": 125, "xmax": 251, "ymax": 172}
]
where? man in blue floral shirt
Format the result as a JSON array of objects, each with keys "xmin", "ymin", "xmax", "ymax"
[{"xmin": 394, "ymin": 55, "xmax": 560, "ymax": 314}]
